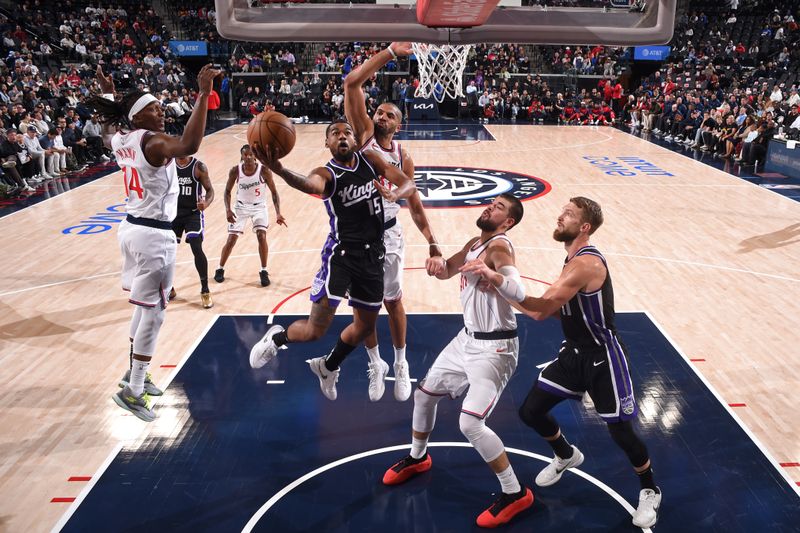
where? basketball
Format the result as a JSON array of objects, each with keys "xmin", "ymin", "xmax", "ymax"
[{"xmin": 246, "ymin": 111, "xmax": 296, "ymax": 161}]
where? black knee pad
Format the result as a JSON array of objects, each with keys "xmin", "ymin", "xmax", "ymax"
[{"xmin": 607, "ymin": 421, "xmax": 649, "ymax": 468}]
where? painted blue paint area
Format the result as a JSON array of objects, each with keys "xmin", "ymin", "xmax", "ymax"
[
  {"xmin": 61, "ymin": 313, "xmax": 799, "ymax": 532},
  {"xmin": 394, "ymin": 121, "xmax": 494, "ymax": 141}
]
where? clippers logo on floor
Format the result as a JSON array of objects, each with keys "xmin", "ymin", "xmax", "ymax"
[{"xmin": 413, "ymin": 167, "xmax": 550, "ymax": 208}]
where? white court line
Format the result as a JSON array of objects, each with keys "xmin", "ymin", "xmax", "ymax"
[
  {"xmin": 643, "ymin": 311, "xmax": 800, "ymax": 499},
  {"xmin": 4, "ymin": 240, "xmax": 798, "ymax": 300},
  {"xmin": 241, "ymin": 441, "xmax": 651, "ymax": 533},
  {"xmin": 50, "ymin": 314, "xmax": 221, "ymax": 533}
]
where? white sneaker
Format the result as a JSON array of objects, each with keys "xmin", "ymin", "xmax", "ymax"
[
  {"xmin": 631, "ymin": 487, "xmax": 661, "ymax": 528},
  {"xmin": 249, "ymin": 325, "xmax": 285, "ymax": 369},
  {"xmin": 309, "ymin": 356, "xmax": 339, "ymax": 400},
  {"xmin": 367, "ymin": 359, "xmax": 389, "ymax": 402},
  {"xmin": 535, "ymin": 445, "xmax": 584, "ymax": 487},
  {"xmin": 393, "ymin": 360, "xmax": 412, "ymax": 401}
]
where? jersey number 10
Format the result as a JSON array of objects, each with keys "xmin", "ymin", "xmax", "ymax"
[{"xmin": 123, "ymin": 166, "xmax": 144, "ymax": 199}]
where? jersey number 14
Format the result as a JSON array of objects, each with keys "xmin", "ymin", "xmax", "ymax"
[{"xmin": 123, "ymin": 166, "xmax": 143, "ymax": 199}]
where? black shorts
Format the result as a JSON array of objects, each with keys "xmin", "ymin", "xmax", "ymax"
[
  {"xmin": 309, "ymin": 236, "xmax": 384, "ymax": 310},
  {"xmin": 172, "ymin": 210, "xmax": 203, "ymax": 242},
  {"xmin": 536, "ymin": 338, "xmax": 637, "ymax": 423}
]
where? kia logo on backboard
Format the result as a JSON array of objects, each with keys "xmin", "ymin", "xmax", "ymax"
[{"xmin": 412, "ymin": 167, "xmax": 551, "ymax": 208}]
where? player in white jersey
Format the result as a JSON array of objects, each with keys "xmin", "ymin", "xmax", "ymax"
[
  {"xmin": 382, "ymin": 193, "xmax": 534, "ymax": 528},
  {"xmin": 344, "ymin": 41, "xmax": 441, "ymax": 402},
  {"xmin": 88, "ymin": 64, "xmax": 220, "ymax": 422},
  {"xmin": 215, "ymin": 144, "xmax": 285, "ymax": 287}
]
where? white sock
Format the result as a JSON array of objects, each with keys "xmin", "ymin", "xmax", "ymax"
[
  {"xmin": 366, "ymin": 345, "xmax": 382, "ymax": 365},
  {"xmin": 496, "ymin": 464, "xmax": 521, "ymax": 494},
  {"xmin": 129, "ymin": 359, "xmax": 150, "ymax": 396},
  {"xmin": 410, "ymin": 436, "xmax": 428, "ymax": 459},
  {"xmin": 218, "ymin": 264, "xmax": 224, "ymax": 270},
  {"xmin": 261, "ymin": 267, "xmax": 268, "ymax": 272},
  {"xmin": 394, "ymin": 345, "xmax": 406, "ymax": 364}
]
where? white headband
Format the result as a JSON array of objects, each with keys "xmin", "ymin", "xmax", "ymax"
[{"xmin": 127, "ymin": 93, "xmax": 159, "ymax": 122}]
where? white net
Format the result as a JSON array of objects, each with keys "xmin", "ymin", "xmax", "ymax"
[{"xmin": 411, "ymin": 43, "xmax": 472, "ymax": 103}]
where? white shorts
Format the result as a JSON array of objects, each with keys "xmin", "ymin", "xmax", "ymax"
[
  {"xmin": 382, "ymin": 223, "xmax": 404, "ymax": 302},
  {"xmin": 229, "ymin": 203, "xmax": 269, "ymax": 234},
  {"xmin": 419, "ymin": 328, "xmax": 519, "ymax": 419},
  {"xmin": 118, "ymin": 220, "xmax": 177, "ymax": 308}
]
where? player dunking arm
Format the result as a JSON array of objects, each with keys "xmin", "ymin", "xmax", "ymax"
[
  {"xmin": 461, "ymin": 197, "xmax": 661, "ymax": 528},
  {"xmin": 249, "ymin": 119, "xmax": 416, "ymax": 401},
  {"xmin": 171, "ymin": 155, "xmax": 215, "ymax": 308},
  {"xmin": 383, "ymin": 194, "xmax": 533, "ymax": 528},
  {"xmin": 344, "ymin": 41, "xmax": 441, "ymax": 402},
  {"xmin": 88, "ymin": 64, "xmax": 220, "ymax": 422},
  {"xmin": 214, "ymin": 144, "xmax": 286, "ymax": 287}
]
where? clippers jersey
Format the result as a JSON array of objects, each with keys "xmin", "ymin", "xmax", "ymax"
[
  {"xmin": 176, "ymin": 157, "xmax": 200, "ymax": 213},
  {"xmin": 112, "ymin": 129, "xmax": 178, "ymax": 222},
  {"xmin": 460, "ymin": 234, "xmax": 517, "ymax": 333},
  {"xmin": 324, "ymin": 152, "xmax": 384, "ymax": 245},
  {"xmin": 236, "ymin": 162, "xmax": 266, "ymax": 205},
  {"xmin": 559, "ymin": 246, "xmax": 618, "ymax": 347},
  {"xmin": 360, "ymin": 135, "xmax": 402, "ymax": 220}
]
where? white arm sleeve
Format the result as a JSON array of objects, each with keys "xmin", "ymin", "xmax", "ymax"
[{"xmin": 496, "ymin": 265, "xmax": 526, "ymax": 303}]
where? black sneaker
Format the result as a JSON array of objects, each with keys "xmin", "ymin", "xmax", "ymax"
[
  {"xmin": 214, "ymin": 268, "xmax": 225, "ymax": 283},
  {"xmin": 260, "ymin": 270, "xmax": 270, "ymax": 287}
]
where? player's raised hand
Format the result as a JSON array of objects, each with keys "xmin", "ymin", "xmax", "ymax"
[
  {"xmin": 425, "ymin": 255, "xmax": 446, "ymax": 277},
  {"xmin": 252, "ymin": 143, "xmax": 282, "ymax": 172},
  {"xmin": 374, "ymin": 179, "xmax": 398, "ymax": 203},
  {"xmin": 197, "ymin": 64, "xmax": 221, "ymax": 95},
  {"xmin": 96, "ymin": 65, "xmax": 115, "ymax": 95},
  {"xmin": 389, "ymin": 42, "xmax": 413, "ymax": 57}
]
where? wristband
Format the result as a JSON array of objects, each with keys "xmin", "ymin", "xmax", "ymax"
[{"xmin": 387, "ymin": 46, "xmax": 397, "ymax": 60}]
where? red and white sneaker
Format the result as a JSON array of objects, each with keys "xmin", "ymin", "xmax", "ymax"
[
  {"xmin": 476, "ymin": 487, "xmax": 534, "ymax": 528},
  {"xmin": 382, "ymin": 453, "xmax": 432, "ymax": 485}
]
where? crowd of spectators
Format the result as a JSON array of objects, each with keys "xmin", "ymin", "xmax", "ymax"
[{"xmin": 1, "ymin": 0, "xmax": 799, "ymax": 196}]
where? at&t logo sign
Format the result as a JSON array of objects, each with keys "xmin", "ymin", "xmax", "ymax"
[{"xmin": 413, "ymin": 166, "xmax": 550, "ymax": 208}]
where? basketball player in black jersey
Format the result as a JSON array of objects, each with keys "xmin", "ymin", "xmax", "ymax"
[
  {"xmin": 462, "ymin": 197, "xmax": 661, "ymax": 528},
  {"xmin": 171, "ymin": 155, "xmax": 215, "ymax": 308},
  {"xmin": 248, "ymin": 119, "xmax": 416, "ymax": 401},
  {"xmin": 344, "ymin": 41, "xmax": 441, "ymax": 403}
]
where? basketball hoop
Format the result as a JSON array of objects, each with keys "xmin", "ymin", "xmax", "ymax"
[{"xmin": 411, "ymin": 43, "xmax": 472, "ymax": 103}]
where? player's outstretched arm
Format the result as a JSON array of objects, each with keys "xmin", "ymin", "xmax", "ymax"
[
  {"xmin": 251, "ymin": 144, "xmax": 331, "ymax": 196},
  {"xmin": 427, "ymin": 237, "xmax": 479, "ymax": 280},
  {"xmin": 513, "ymin": 257, "xmax": 599, "ymax": 320},
  {"xmin": 460, "ymin": 241, "xmax": 525, "ymax": 303},
  {"xmin": 402, "ymin": 152, "xmax": 441, "ymax": 257},
  {"xmin": 195, "ymin": 160, "xmax": 214, "ymax": 211},
  {"xmin": 344, "ymin": 43, "xmax": 411, "ymax": 146},
  {"xmin": 144, "ymin": 64, "xmax": 220, "ymax": 164}
]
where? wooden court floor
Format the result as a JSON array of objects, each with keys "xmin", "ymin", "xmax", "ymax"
[{"xmin": 0, "ymin": 124, "xmax": 798, "ymax": 532}]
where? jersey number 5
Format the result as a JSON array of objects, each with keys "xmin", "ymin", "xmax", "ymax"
[{"xmin": 123, "ymin": 166, "xmax": 144, "ymax": 199}]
